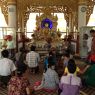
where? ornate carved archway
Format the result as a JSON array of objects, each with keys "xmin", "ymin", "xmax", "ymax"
[{"xmin": 0, "ymin": 0, "xmax": 95, "ymax": 31}]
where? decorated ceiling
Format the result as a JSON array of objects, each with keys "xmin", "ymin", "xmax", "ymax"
[
  {"xmin": 0, "ymin": 0, "xmax": 95, "ymax": 30},
  {"xmin": 0, "ymin": 0, "xmax": 95, "ymax": 12}
]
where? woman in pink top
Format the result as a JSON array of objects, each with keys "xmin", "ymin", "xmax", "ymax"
[{"xmin": 59, "ymin": 59, "xmax": 81, "ymax": 95}]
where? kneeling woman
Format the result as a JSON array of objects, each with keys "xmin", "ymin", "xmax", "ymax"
[{"xmin": 34, "ymin": 63, "xmax": 59, "ymax": 91}]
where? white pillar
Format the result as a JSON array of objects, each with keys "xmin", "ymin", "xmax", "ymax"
[
  {"xmin": 8, "ymin": 0, "xmax": 16, "ymax": 27},
  {"xmin": 69, "ymin": 13, "xmax": 72, "ymax": 32},
  {"xmin": 7, "ymin": 0, "xmax": 17, "ymax": 50},
  {"xmin": 78, "ymin": 2, "xmax": 87, "ymax": 31}
]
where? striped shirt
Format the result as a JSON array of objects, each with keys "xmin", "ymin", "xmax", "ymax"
[{"xmin": 26, "ymin": 51, "xmax": 40, "ymax": 68}]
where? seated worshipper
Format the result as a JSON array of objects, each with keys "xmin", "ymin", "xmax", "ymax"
[
  {"xmin": 15, "ymin": 47, "xmax": 27, "ymax": 73},
  {"xmin": 64, "ymin": 38, "xmax": 74, "ymax": 57},
  {"xmin": 49, "ymin": 47, "xmax": 57, "ymax": 65},
  {"xmin": 59, "ymin": 59, "xmax": 81, "ymax": 95},
  {"xmin": 64, "ymin": 62, "xmax": 80, "ymax": 76},
  {"xmin": 0, "ymin": 50, "xmax": 16, "ymax": 87},
  {"xmin": 44, "ymin": 49, "xmax": 59, "ymax": 72},
  {"xmin": 82, "ymin": 64, "xmax": 95, "ymax": 86},
  {"xmin": 44, "ymin": 54, "xmax": 49, "ymax": 72},
  {"xmin": 8, "ymin": 66, "xmax": 30, "ymax": 95},
  {"xmin": 34, "ymin": 63, "xmax": 59, "ymax": 91},
  {"xmin": 63, "ymin": 53, "xmax": 70, "ymax": 67},
  {"xmin": 45, "ymin": 49, "xmax": 58, "ymax": 72},
  {"xmin": 62, "ymin": 53, "xmax": 80, "ymax": 75},
  {"xmin": 26, "ymin": 45, "xmax": 40, "ymax": 74},
  {"xmin": 81, "ymin": 54, "xmax": 95, "ymax": 86}
]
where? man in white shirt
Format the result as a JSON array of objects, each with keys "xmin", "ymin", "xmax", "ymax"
[
  {"xmin": 87, "ymin": 29, "xmax": 95, "ymax": 54},
  {"xmin": 0, "ymin": 50, "xmax": 16, "ymax": 86},
  {"xmin": 26, "ymin": 45, "xmax": 40, "ymax": 74}
]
